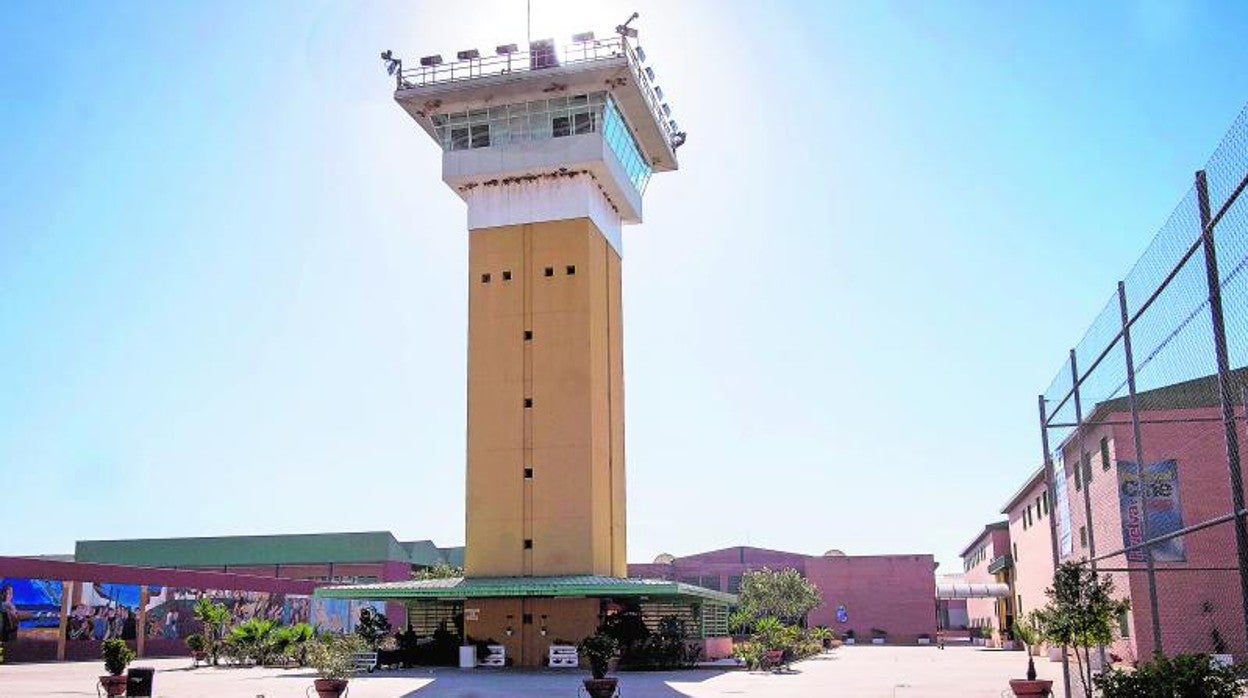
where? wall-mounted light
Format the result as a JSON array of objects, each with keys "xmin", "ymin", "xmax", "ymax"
[
  {"xmin": 419, "ymin": 54, "xmax": 443, "ymax": 67},
  {"xmin": 457, "ymin": 49, "xmax": 481, "ymax": 60}
]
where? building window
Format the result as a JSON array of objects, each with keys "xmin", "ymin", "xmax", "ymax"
[
  {"xmin": 524, "ymin": 539, "xmax": 533, "ymax": 549},
  {"xmin": 727, "ymin": 576, "xmax": 743, "ymax": 594},
  {"xmin": 470, "ymin": 124, "xmax": 490, "ymax": 148},
  {"xmin": 1075, "ymin": 463, "xmax": 1083, "ymax": 491},
  {"xmin": 552, "ymin": 112, "xmax": 595, "ymax": 137},
  {"xmin": 502, "ymin": 270, "xmax": 512, "ymax": 281},
  {"xmin": 524, "ymin": 467, "xmax": 533, "ymax": 479},
  {"xmin": 523, "ymin": 613, "xmax": 533, "ymax": 624},
  {"xmin": 481, "ymin": 273, "xmax": 491, "ymax": 283},
  {"xmin": 1101, "ymin": 437, "xmax": 1111, "ymax": 471},
  {"xmin": 1035, "ymin": 495, "xmax": 1043, "ymax": 519},
  {"xmin": 1118, "ymin": 608, "xmax": 1130, "ymax": 637},
  {"xmin": 1082, "ymin": 453, "xmax": 1093, "ymax": 484},
  {"xmin": 1013, "ymin": 542, "xmax": 1018, "ymax": 562},
  {"xmin": 566, "ymin": 265, "xmax": 576, "ymax": 275},
  {"xmin": 544, "ymin": 267, "xmax": 554, "ymax": 277},
  {"xmin": 524, "ymin": 330, "xmax": 533, "ymax": 341},
  {"xmin": 524, "ymin": 398, "xmax": 533, "ymax": 408},
  {"xmin": 1042, "ymin": 492, "xmax": 1050, "ymax": 515},
  {"xmin": 1079, "ymin": 526, "xmax": 1088, "ymax": 548},
  {"xmin": 1018, "ymin": 595, "xmax": 1023, "ymax": 615}
]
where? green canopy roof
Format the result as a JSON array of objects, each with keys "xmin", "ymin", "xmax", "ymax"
[{"xmin": 315, "ymin": 575, "xmax": 737, "ymax": 605}]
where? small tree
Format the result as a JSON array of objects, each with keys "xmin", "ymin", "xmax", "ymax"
[
  {"xmin": 354, "ymin": 606, "xmax": 392, "ymax": 649},
  {"xmin": 735, "ymin": 568, "xmax": 821, "ymax": 625},
  {"xmin": 1033, "ymin": 562, "xmax": 1130, "ymax": 698}
]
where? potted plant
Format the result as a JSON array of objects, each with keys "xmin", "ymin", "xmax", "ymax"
[
  {"xmin": 917, "ymin": 632, "xmax": 931, "ymax": 645},
  {"xmin": 307, "ymin": 633, "xmax": 368, "ymax": 698},
  {"xmin": 843, "ymin": 629, "xmax": 855, "ymax": 645},
  {"xmin": 1008, "ymin": 615, "xmax": 1052, "ymax": 697},
  {"xmin": 1210, "ymin": 627, "xmax": 1233, "ymax": 668},
  {"xmin": 186, "ymin": 633, "xmax": 208, "ymax": 665},
  {"xmin": 578, "ymin": 631, "xmax": 620, "ymax": 698},
  {"xmin": 99, "ymin": 638, "xmax": 135, "ymax": 697},
  {"xmin": 870, "ymin": 627, "xmax": 887, "ymax": 645}
]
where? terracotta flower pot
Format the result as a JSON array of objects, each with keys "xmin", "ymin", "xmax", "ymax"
[
  {"xmin": 99, "ymin": 675, "xmax": 128, "ymax": 697},
  {"xmin": 583, "ymin": 677, "xmax": 618, "ymax": 698},
  {"xmin": 1008, "ymin": 678, "xmax": 1053, "ymax": 697},
  {"xmin": 313, "ymin": 678, "xmax": 349, "ymax": 698}
]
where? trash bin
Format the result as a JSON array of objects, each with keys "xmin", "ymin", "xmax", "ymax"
[
  {"xmin": 125, "ymin": 666, "xmax": 155, "ymax": 697},
  {"xmin": 458, "ymin": 645, "xmax": 477, "ymax": 668}
]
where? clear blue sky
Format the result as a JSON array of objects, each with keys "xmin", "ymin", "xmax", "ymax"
[{"xmin": 2, "ymin": 1, "xmax": 1247, "ymax": 572}]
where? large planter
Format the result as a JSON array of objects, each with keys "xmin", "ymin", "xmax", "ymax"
[
  {"xmin": 99, "ymin": 675, "xmax": 128, "ymax": 697},
  {"xmin": 583, "ymin": 677, "xmax": 618, "ymax": 698},
  {"xmin": 313, "ymin": 678, "xmax": 349, "ymax": 698},
  {"xmin": 1008, "ymin": 679, "xmax": 1053, "ymax": 696},
  {"xmin": 1212, "ymin": 654, "xmax": 1234, "ymax": 669}
]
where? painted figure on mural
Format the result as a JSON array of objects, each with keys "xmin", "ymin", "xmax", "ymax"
[
  {"xmin": 1, "ymin": 584, "xmax": 33, "ymax": 641},
  {"xmin": 835, "ymin": 604, "xmax": 848, "ymax": 624}
]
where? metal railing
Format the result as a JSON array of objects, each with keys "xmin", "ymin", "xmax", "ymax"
[{"xmin": 394, "ymin": 36, "xmax": 675, "ymax": 148}]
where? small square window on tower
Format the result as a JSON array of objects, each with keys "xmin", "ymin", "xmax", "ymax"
[
  {"xmin": 523, "ymin": 398, "xmax": 533, "ymax": 408},
  {"xmin": 544, "ymin": 267, "xmax": 554, "ymax": 277},
  {"xmin": 502, "ymin": 270, "xmax": 512, "ymax": 281},
  {"xmin": 523, "ymin": 330, "xmax": 533, "ymax": 341},
  {"xmin": 481, "ymin": 273, "xmax": 491, "ymax": 283},
  {"xmin": 522, "ymin": 613, "xmax": 533, "ymax": 624},
  {"xmin": 524, "ymin": 467, "xmax": 533, "ymax": 479},
  {"xmin": 566, "ymin": 265, "xmax": 576, "ymax": 275},
  {"xmin": 523, "ymin": 539, "xmax": 533, "ymax": 550}
]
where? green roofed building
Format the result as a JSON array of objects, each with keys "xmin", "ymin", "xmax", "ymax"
[{"xmin": 75, "ymin": 531, "xmax": 463, "ymax": 584}]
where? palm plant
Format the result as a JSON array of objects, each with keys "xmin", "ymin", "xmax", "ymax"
[
  {"xmin": 1012, "ymin": 613, "xmax": 1042, "ymax": 680},
  {"xmin": 192, "ymin": 598, "xmax": 232, "ymax": 665}
]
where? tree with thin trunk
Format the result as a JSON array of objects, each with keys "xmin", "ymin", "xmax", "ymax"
[{"xmin": 1033, "ymin": 562, "xmax": 1130, "ymax": 698}]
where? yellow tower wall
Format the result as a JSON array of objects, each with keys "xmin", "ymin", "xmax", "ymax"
[{"xmin": 464, "ymin": 217, "xmax": 626, "ymax": 577}]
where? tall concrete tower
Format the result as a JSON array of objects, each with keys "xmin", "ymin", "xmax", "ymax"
[
  {"xmin": 389, "ymin": 28, "xmax": 680, "ymax": 580},
  {"xmin": 319, "ymin": 25, "xmax": 731, "ymax": 669}
]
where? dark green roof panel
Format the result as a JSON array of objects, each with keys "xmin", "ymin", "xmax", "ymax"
[{"xmin": 76, "ymin": 532, "xmax": 425, "ymax": 567}]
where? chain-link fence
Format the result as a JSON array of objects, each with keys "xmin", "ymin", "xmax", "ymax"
[{"xmin": 1036, "ymin": 104, "xmax": 1248, "ymax": 695}]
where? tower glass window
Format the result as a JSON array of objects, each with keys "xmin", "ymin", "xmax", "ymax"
[{"xmin": 428, "ymin": 92, "xmax": 652, "ymax": 194}]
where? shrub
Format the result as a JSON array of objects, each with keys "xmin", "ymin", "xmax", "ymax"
[
  {"xmin": 1095, "ymin": 653, "xmax": 1242, "ymax": 698},
  {"xmin": 186, "ymin": 633, "xmax": 207, "ymax": 653},
  {"xmin": 101, "ymin": 639, "xmax": 135, "ymax": 676},
  {"xmin": 578, "ymin": 631, "xmax": 619, "ymax": 679},
  {"xmin": 307, "ymin": 633, "xmax": 369, "ymax": 680}
]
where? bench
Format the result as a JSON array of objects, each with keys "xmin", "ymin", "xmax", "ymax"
[
  {"xmin": 479, "ymin": 644, "xmax": 506, "ymax": 667},
  {"xmin": 352, "ymin": 651, "xmax": 378, "ymax": 673},
  {"xmin": 548, "ymin": 644, "xmax": 579, "ymax": 668}
]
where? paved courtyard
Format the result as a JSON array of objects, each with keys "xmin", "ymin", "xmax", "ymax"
[{"xmin": 0, "ymin": 646, "xmax": 1067, "ymax": 697}]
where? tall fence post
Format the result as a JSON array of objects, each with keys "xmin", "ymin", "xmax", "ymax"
[
  {"xmin": 1038, "ymin": 394, "xmax": 1073, "ymax": 698},
  {"xmin": 1069, "ymin": 350, "xmax": 1109, "ymax": 670},
  {"xmin": 1117, "ymin": 280, "xmax": 1164, "ymax": 654},
  {"xmin": 1196, "ymin": 168, "xmax": 1248, "ymax": 643}
]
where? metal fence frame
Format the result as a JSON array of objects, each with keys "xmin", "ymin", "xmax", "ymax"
[{"xmin": 1036, "ymin": 105, "xmax": 1248, "ymax": 695}]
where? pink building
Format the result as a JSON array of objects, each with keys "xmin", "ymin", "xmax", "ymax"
[
  {"xmin": 630, "ymin": 546, "xmax": 937, "ymax": 644},
  {"xmin": 1001, "ymin": 468, "xmax": 1056, "ymax": 624},
  {"xmin": 958, "ymin": 522, "xmax": 1012, "ymax": 635},
  {"xmin": 1051, "ymin": 372, "xmax": 1248, "ymax": 662}
]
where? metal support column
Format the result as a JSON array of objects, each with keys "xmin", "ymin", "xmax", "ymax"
[
  {"xmin": 1197, "ymin": 168, "xmax": 1248, "ymax": 642},
  {"xmin": 1118, "ymin": 280, "xmax": 1164, "ymax": 654},
  {"xmin": 1038, "ymin": 395, "xmax": 1072, "ymax": 698}
]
